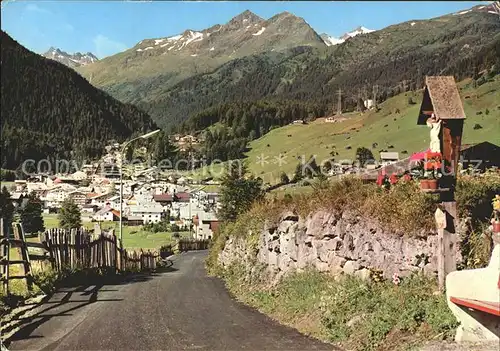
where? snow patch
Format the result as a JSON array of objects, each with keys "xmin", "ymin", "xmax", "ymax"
[
  {"xmin": 144, "ymin": 46, "xmax": 154, "ymax": 51},
  {"xmin": 177, "ymin": 41, "xmax": 188, "ymax": 51},
  {"xmin": 136, "ymin": 48, "xmax": 143, "ymax": 52},
  {"xmin": 168, "ymin": 46, "xmax": 175, "ymax": 51},
  {"xmin": 488, "ymin": 11, "xmax": 497, "ymax": 14},
  {"xmin": 410, "ymin": 22, "xmax": 416, "ymax": 26},
  {"xmin": 168, "ymin": 34, "xmax": 183, "ymax": 41},
  {"xmin": 323, "ymin": 36, "xmax": 344, "ymax": 46},
  {"xmin": 478, "ymin": 6, "xmax": 485, "ymax": 9},
  {"xmin": 154, "ymin": 39, "xmax": 165, "ymax": 45},
  {"xmin": 160, "ymin": 43, "xmax": 169, "ymax": 48},
  {"xmin": 210, "ymin": 47, "xmax": 215, "ymax": 51},
  {"xmin": 347, "ymin": 26, "xmax": 375, "ymax": 37},
  {"xmin": 458, "ymin": 10, "xmax": 471, "ymax": 15},
  {"xmin": 243, "ymin": 19, "xmax": 248, "ymax": 23},
  {"xmin": 191, "ymin": 54, "xmax": 198, "ymax": 57},
  {"xmin": 184, "ymin": 31, "xmax": 204, "ymax": 46},
  {"xmin": 252, "ymin": 27, "xmax": 266, "ymax": 36}
]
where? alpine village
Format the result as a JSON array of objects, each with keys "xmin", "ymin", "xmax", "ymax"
[{"xmin": 1, "ymin": 2, "xmax": 500, "ymax": 351}]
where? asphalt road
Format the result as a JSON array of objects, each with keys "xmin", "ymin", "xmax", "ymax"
[{"xmin": 7, "ymin": 251, "xmax": 335, "ymax": 351}]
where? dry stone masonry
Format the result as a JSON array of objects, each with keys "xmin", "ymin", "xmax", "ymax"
[{"xmin": 219, "ymin": 210, "xmax": 462, "ymax": 282}]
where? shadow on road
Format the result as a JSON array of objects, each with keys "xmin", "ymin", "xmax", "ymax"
[{"xmin": 3, "ymin": 264, "xmax": 177, "ymax": 347}]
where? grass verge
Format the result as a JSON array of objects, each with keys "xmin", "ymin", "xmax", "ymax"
[{"xmin": 222, "ymin": 264, "xmax": 458, "ymax": 351}]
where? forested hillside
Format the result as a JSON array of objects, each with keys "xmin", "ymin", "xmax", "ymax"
[
  {"xmin": 182, "ymin": 99, "xmax": 325, "ymax": 162},
  {"xmin": 152, "ymin": 10, "xmax": 500, "ymax": 130},
  {"xmin": 0, "ymin": 31, "xmax": 157, "ymax": 171}
]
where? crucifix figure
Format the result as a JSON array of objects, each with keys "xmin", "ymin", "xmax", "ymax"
[{"xmin": 426, "ymin": 113, "xmax": 442, "ymax": 153}]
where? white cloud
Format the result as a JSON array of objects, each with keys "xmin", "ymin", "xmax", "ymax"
[
  {"xmin": 93, "ymin": 34, "xmax": 128, "ymax": 58},
  {"xmin": 25, "ymin": 3, "xmax": 52, "ymax": 14}
]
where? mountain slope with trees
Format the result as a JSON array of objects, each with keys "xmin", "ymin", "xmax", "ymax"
[
  {"xmin": 76, "ymin": 10, "xmax": 325, "ymax": 107},
  {"xmin": 0, "ymin": 31, "xmax": 157, "ymax": 171},
  {"xmin": 75, "ymin": 6, "xmax": 500, "ymax": 131},
  {"xmin": 158, "ymin": 8, "xmax": 500, "ymax": 130}
]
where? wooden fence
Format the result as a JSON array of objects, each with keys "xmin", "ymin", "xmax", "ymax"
[
  {"xmin": 177, "ymin": 238, "xmax": 210, "ymax": 252},
  {"xmin": 40, "ymin": 228, "xmax": 158, "ymax": 272},
  {"xmin": 1, "ymin": 223, "xmax": 158, "ymax": 295},
  {"xmin": 1, "ymin": 219, "xmax": 211, "ymax": 295}
]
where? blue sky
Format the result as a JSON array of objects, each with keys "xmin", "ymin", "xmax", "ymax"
[{"xmin": 1, "ymin": 1, "xmax": 490, "ymax": 58}]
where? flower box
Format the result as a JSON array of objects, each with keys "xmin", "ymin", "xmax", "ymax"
[{"xmin": 420, "ymin": 179, "xmax": 438, "ymax": 190}]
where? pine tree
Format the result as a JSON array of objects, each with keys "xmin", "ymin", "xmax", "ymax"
[
  {"xmin": 20, "ymin": 192, "xmax": 45, "ymax": 234},
  {"xmin": 218, "ymin": 162, "xmax": 264, "ymax": 221},
  {"xmin": 0, "ymin": 186, "xmax": 15, "ymax": 232},
  {"xmin": 58, "ymin": 198, "xmax": 82, "ymax": 230}
]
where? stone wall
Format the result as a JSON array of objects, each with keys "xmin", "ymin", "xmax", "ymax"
[{"xmin": 219, "ymin": 209, "xmax": 462, "ymax": 282}]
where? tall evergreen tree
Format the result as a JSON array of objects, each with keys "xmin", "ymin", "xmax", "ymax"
[
  {"xmin": 20, "ymin": 192, "xmax": 45, "ymax": 234},
  {"xmin": 58, "ymin": 198, "xmax": 82, "ymax": 230},
  {"xmin": 0, "ymin": 186, "xmax": 15, "ymax": 233},
  {"xmin": 218, "ymin": 162, "xmax": 264, "ymax": 221},
  {"xmin": 154, "ymin": 132, "xmax": 177, "ymax": 166}
]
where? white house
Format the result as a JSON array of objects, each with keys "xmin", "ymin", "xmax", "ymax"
[
  {"xmin": 89, "ymin": 193, "xmax": 115, "ymax": 208},
  {"xmin": 364, "ymin": 99, "xmax": 375, "ymax": 110},
  {"xmin": 193, "ymin": 212, "xmax": 220, "ymax": 239},
  {"xmin": 26, "ymin": 182, "xmax": 48, "ymax": 194},
  {"xmin": 44, "ymin": 187, "xmax": 71, "ymax": 206},
  {"xmin": 93, "ymin": 207, "xmax": 120, "ymax": 222},
  {"xmin": 81, "ymin": 204, "xmax": 98, "ymax": 214},
  {"xmin": 127, "ymin": 205, "xmax": 164, "ymax": 224}
]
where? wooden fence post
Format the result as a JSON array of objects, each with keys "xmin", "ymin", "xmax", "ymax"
[
  {"xmin": 1, "ymin": 218, "xmax": 9, "ymax": 295},
  {"xmin": 436, "ymin": 202, "xmax": 458, "ymax": 291},
  {"xmin": 12, "ymin": 223, "xmax": 33, "ymax": 291}
]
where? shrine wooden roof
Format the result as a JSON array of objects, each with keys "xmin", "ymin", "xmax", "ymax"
[{"xmin": 417, "ymin": 76, "xmax": 466, "ymax": 125}]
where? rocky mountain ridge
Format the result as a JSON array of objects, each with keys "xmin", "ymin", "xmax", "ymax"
[{"xmin": 43, "ymin": 47, "xmax": 98, "ymax": 68}]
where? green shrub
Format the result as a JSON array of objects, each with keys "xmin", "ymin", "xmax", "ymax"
[
  {"xmin": 31, "ymin": 267, "xmax": 62, "ymax": 294},
  {"xmin": 459, "ymin": 222, "xmax": 493, "ymax": 269},
  {"xmin": 456, "ymin": 172, "xmax": 500, "ymax": 223}
]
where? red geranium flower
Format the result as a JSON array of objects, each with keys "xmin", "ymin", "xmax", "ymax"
[
  {"xmin": 376, "ymin": 173, "xmax": 385, "ymax": 186},
  {"xmin": 389, "ymin": 173, "xmax": 398, "ymax": 185}
]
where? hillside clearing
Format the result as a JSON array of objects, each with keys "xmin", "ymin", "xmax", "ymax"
[{"xmin": 245, "ymin": 77, "xmax": 500, "ymax": 183}]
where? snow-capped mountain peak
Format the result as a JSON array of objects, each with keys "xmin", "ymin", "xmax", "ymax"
[
  {"xmin": 320, "ymin": 33, "xmax": 345, "ymax": 46},
  {"xmin": 43, "ymin": 47, "xmax": 98, "ymax": 68},
  {"xmin": 321, "ymin": 26, "xmax": 375, "ymax": 46}
]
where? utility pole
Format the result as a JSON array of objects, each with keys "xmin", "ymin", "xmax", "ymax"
[
  {"xmin": 337, "ymin": 88, "xmax": 342, "ymax": 115},
  {"xmin": 357, "ymin": 88, "xmax": 362, "ymax": 112},
  {"xmin": 372, "ymin": 85, "xmax": 378, "ymax": 109}
]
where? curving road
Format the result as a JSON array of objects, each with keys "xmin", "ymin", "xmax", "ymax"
[{"xmin": 7, "ymin": 251, "xmax": 335, "ymax": 351}]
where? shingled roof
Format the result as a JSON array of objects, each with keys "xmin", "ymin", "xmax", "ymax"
[{"xmin": 417, "ymin": 76, "xmax": 466, "ymax": 125}]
